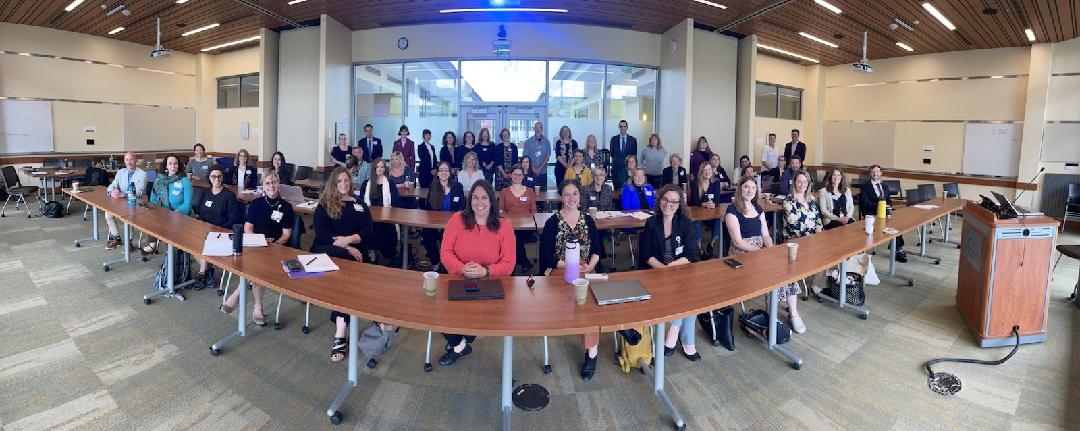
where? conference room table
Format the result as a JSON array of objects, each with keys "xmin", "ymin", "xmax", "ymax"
[
  {"xmin": 22, "ymin": 167, "xmax": 85, "ymax": 202},
  {"xmin": 63, "ymin": 185, "xmax": 965, "ymax": 430}
]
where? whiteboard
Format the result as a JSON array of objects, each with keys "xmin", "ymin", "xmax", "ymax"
[
  {"xmin": 0, "ymin": 100, "xmax": 54, "ymax": 154},
  {"xmin": 962, "ymin": 123, "xmax": 1021, "ymax": 177}
]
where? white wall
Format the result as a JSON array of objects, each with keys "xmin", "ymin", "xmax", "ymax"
[
  {"xmin": 353, "ymin": 22, "xmax": 661, "ymax": 66},
  {"xmin": 658, "ymin": 20, "xmax": 693, "ymax": 170},
  {"xmin": 276, "ymin": 27, "xmax": 321, "ymax": 167},
  {"xmin": 690, "ymin": 29, "xmax": 738, "ymax": 173},
  {"xmin": 260, "ymin": 28, "xmax": 279, "ymax": 159},
  {"xmin": 207, "ymin": 47, "xmax": 260, "ymax": 156},
  {"xmin": 319, "ymin": 15, "xmax": 352, "ymax": 168}
]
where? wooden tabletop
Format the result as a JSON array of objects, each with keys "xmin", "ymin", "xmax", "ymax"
[
  {"xmin": 65, "ymin": 188, "xmax": 966, "ymax": 336},
  {"xmin": 294, "ymin": 179, "xmax": 325, "ymax": 190},
  {"xmin": 22, "ymin": 168, "xmax": 85, "ymax": 178}
]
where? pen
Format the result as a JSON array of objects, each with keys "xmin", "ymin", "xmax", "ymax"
[{"xmin": 306, "ymin": 256, "xmax": 317, "ymax": 265}]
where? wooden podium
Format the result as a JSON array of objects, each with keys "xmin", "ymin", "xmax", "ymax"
[{"xmin": 956, "ymin": 202, "xmax": 1058, "ymax": 347}]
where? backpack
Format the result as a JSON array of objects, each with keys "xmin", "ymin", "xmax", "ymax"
[
  {"xmin": 40, "ymin": 201, "xmax": 64, "ymax": 218},
  {"xmin": 616, "ymin": 327, "xmax": 653, "ymax": 374},
  {"xmin": 739, "ymin": 309, "xmax": 790, "ymax": 345},
  {"xmin": 358, "ymin": 322, "xmax": 398, "ymax": 359},
  {"xmin": 153, "ymin": 250, "xmax": 191, "ymax": 290}
]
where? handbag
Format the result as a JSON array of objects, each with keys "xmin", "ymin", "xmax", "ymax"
[
  {"xmin": 825, "ymin": 271, "xmax": 865, "ymax": 306},
  {"xmin": 697, "ymin": 306, "xmax": 735, "ymax": 351},
  {"xmin": 358, "ymin": 322, "xmax": 398, "ymax": 359},
  {"xmin": 738, "ymin": 309, "xmax": 790, "ymax": 345}
]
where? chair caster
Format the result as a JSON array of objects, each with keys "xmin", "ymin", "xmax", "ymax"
[
  {"xmin": 907, "ymin": 281, "xmax": 914, "ymax": 286},
  {"xmin": 792, "ymin": 361, "xmax": 802, "ymax": 370},
  {"xmin": 859, "ymin": 313, "xmax": 869, "ymax": 320},
  {"xmin": 675, "ymin": 424, "xmax": 686, "ymax": 431},
  {"xmin": 367, "ymin": 359, "xmax": 377, "ymax": 369},
  {"xmin": 143, "ymin": 298, "xmax": 151, "ymax": 305},
  {"xmin": 216, "ymin": 289, "xmax": 224, "ymax": 296},
  {"xmin": 0, "ymin": 214, "xmax": 5, "ymax": 217},
  {"xmin": 933, "ymin": 260, "xmax": 941, "ymax": 265},
  {"xmin": 301, "ymin": 326, "xmax": 310, "ymax": 334},
  {"xmin": 141, "ymin": 256, "xmax": 148, "ymax": 262},
  {"xmin": 74, "ymin": 242, "xmax": 81, "ymax": 248},
  {"xmin": 274, "ymin": 323, "xmax": 282, "ymax": 331},
  {"xmin": 329, "ymin": 411, "xmax": 342, "ymax": 425},
  {"xmin": 102, "ymin": 265, "xmax": 110, "ymax": 272},
  {"xmin": 83, "ymin": 217, "xmax": 87, "ymax": 221},
  {"xmin": 424, "ymin": 362, "xmax": 433, "ymax": 372},
  {"xmin": 209, "ymin": 347, "xmax": 220, "ymax": 356},
  {"xmin": 542, "ymin": 364, "xmax": 552, "ymax": 374}
]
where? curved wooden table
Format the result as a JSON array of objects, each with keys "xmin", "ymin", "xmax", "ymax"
[{"xmin": 64, "ymin": 187, "xmax": 965, "ymax": 430}]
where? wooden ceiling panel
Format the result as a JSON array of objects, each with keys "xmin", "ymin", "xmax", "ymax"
[{"xmin": 0, "ymin": 0, "xmax": 1073, "ymax": 63}]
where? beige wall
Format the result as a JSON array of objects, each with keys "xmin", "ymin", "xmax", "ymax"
[
  {"xmin": 753, "ymin": 55, "xmax": 806, "ymax": 164},
  {"xmin": 201, "ymin": 47, "xmax": 261, "ymax": 156},
  {"xmin": 689, "ymin": 30, "xmax": 738, "ymax": 171},
  {"xmin": 276, "ymin": 27, "xmax": 321, "ymax": 167},
  {"xmin": 658, "ymin": 20, "xmax": 693, "ymax": 167},
  {"xmin": 319, "ymin": 15, "xmax": 352, "ymax": 168}
]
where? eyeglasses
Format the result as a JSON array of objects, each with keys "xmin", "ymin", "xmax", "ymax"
[
  {"xmin": 208, "ymin": 175, "xmax": 223, "ymax": 179},
  {"xmin": 661, "ymin": 198, "xmax": 680, "ymax": 206},
  {"xmin": 437, "ymin": 169, "xmax": 450, "ymax": 173}
]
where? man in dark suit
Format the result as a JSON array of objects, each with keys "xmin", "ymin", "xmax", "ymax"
[
  {"xmin": 358, "ymin": 123, "xmax": 383, "ymax": 162},
  {"xmin": 608, "ymin": 119, "xmax": 638, "ymax": 184},
  {"xmin": 858, "ymin": 164, "xmax": 906, "ymax": 262},
  {"xmin": 783, "ymin": 129, "xmax": 807, "ymax": 164}
]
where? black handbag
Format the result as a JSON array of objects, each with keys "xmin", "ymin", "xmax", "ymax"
[
  {"xmin": 41, "ymin": 201, "xmax": 64, "ymax": 218},
  {"xmin": 697, "ymin": 306, "xmax": 735, "ymax": 351},
  {"xmin": 738, "ymin": 309, "xmax": 790, "ymax": 345},
  {"xmin": 825, "ymin": 272, "xmax": 865, "ymax": 306}
]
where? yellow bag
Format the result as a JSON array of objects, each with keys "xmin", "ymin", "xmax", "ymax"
[{"xmin": 617, "ymin": 327, "xmax": 654, "ymax": 374}]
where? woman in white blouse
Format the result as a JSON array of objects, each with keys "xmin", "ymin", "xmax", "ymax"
[
  {"xmin": 818, "ymin": 168, "xmax": 855, "ymax": 230},
  {"xmin": 457, "ymin": 151, "xmax": 484, "ymax": 191}
]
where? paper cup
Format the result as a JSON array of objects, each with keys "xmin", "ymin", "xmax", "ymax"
[
  {"xmin": 572, "ymin": 278, "xmax": 589, "ymax": 305},
  {"xmin": 423, "ymin": 271, "xmax": 439, "ymax": 296},
  {"xmin": 71, "ymin": 182, "xmax": 80, "ymax": 192},
  {"xmin": 786, "ymin": 243, "xmax": 798, "ymax": 261},
  {"xmin": 864, "ymin": 216, "xmax": 875, "ymax": 235},
  {"xmin": 588, "ymin": 206, "xmax": 598, "ymax": 218}
]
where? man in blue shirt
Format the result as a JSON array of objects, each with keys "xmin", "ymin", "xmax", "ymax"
[
  {"xmin": 779, "ymin": 155, "xmax": 802, "ymax": 195},
  {"xmin": 522, "ymin": 121, "xmax": 551, "ymax": 191},
  {"xmin": 104, "ymin": 152, "xmax": 147, "ymax": 250}
]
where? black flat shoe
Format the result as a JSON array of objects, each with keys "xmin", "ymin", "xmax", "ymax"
[
  {"xmin": 580, "ymin": 353, "xmax": 597, "ymax": 380},
  {"xmin": 683, "ymin": 351, "xmax": 701, "ymax": 361},
  {"xmin": 664, "ymin": 346, "xmax": 675, "ymax": 357},
  {"xmin": 439, "ymin": 344, "xmax": 472, "ymax": 366},
  {"xmin": 896, "ymin": 252, "xmax": 908, "ymax": 263}
]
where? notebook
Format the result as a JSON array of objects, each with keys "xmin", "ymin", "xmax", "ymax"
[
  {"xmin": 591, "ymin": 280, "xmax": 651, "ymax": 305},
  {"xmin": 448, "ymin": 279, "xmax": 505, "ymax": 300},
  {"xmin": 298, "ymin": 254, "xmax": 339, "ymax": 273}
]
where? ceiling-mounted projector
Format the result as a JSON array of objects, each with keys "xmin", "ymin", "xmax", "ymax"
[
  {"xmin": 851, "ymin": 31, "xmax": 871, "ymax": 73},
  {"xmin": 150, "ymin": 17, "xmax": 172, "ymax": 59}
]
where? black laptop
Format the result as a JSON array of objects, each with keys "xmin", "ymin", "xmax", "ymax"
[{"xmin": 448, "ymin": 279, "xmax": 505, "ymax": 300}]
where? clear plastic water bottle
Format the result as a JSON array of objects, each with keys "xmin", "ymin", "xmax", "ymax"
[
  {"xmin": 564, "ymin": 241, "xmax": 580, "ymax": 284},
  {"xmin": 127, "ymin": 182, "xmax": 136, "ymax": 207}
]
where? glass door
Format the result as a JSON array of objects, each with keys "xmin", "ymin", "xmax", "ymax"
[{"xmin": 461, "ymin": 105, "xmax": 544, "ymax": 156}]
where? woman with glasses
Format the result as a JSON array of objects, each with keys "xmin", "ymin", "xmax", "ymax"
[
  {"xmin": 639, "ymin": 184, "xmax": 700, "ymax": 360},
  {"xmin": 422, "ymin": 161, "xmax": 465, "ymax": 272},
  {"xmin": 193, "ymin": 166, "xmax": 241, "ymax": 291},
  {"xmin": 231, "ymin": 149, "xmax": 258, "ymax": 190},
  {"xmin": 538, "ymin": 180, "xmax": 603, "ymax": 379},
  {"xmin": 620, "ymin": 167, "xmax": 655, "ymax": 211},
  {"xmin": 438, "ymin": 180, "xmax": 516, "ymax": 366},
  {"xmin": 498, "ymin": 165, "xmax": 537, "ymax": 273}
]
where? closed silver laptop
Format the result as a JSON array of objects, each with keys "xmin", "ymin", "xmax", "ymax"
[
  {"xmin": 591, "ymin": 280, "xmax": 651, "ymax": 305},
  {"xmin": 278, "ymin": 184, "xmax": 306, "ymax": 204}
]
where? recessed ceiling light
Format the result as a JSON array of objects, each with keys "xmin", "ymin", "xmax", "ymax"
[
  {"xmin": 439, "ymin": 8, "xmax": 568, "ymax": 13},
  {"xmin": 895, "ymin": 42, "xmax": 914, "ymax": 52},
  {"xmin": 181, "ymin": 23, "xmax": 220, "ymax": 37},
  {"xmin": 200, "ymin": 35, "xmax": 261, "ymax": 52},
  {"xmin": 17, "ymin": 52, "xmax": 31, "ymax": 56},
  {"xmin": 64, "ymin": 0, "xmax": 87, "ymax": 11},
  {"xmin": 922, "ymin": 2, "xmax": 956, "ymax": 31},
  {"xmin": 176, "ymin": 0, "xmax": 191, "ymax": 4},
  {"xmin": 287, "ymin": 0, "xmax": 309, "ymax": 4},
  {"xmin": 798, "ymin": 32, "xmax": 838, "ymax": 48},
  {"xmin": 813, "ymin": 0, "xmax": 842, "ymax": 14},
  {"xmin": 757, "ymin": 43, "xmax": 820, "ymax": 64},
  {"xmin": 1024, "ymin": 28, "xmax": 1036, "ymax": 42},
  {"xmin": 108, "ymin": 27, "xmax": 125, "ymax": 35},
  {"xmin": 690, "ymin": 0, "xmax": 727, "ymax": 9}
]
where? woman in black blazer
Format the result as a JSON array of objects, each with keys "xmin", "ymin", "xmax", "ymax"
[
  {"xmin": 417, "ymin": 129, "xmax": 438, "ymax": 189},
  {"xmin": 270, "ymin": 151, "xmax": 292, "ymax": 186},
  {"xmin": 360, "ymin": 159, "xmax": 403, "ymax": 264},
  {"xmin": 231, "ymin": 149, "xmax": 258, "ymax": 190},
  {"xmin": 439, "ymin": 131, "xmax": 459, "ymax": 173},
  {"xmin": 638, "ymin": 184, "xmax": 700, "ymax": 361},
  {"xmin": 422, "ymin": 161, "xmax": 466, "ymax": 272}
]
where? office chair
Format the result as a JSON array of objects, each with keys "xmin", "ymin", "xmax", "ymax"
[
  {"xmin": 1, "ymin": 166, "xmax": 40, "ymax": 218},
  {"xmin": 1063, "ymin": 184, "xmax": 1080, "ymax": 232},
  {"xmin": 294, "ymin": 165, "xmax": 313, "ymax": 181}
]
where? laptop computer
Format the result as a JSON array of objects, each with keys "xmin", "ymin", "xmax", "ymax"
[
  {"xmin": 278, "ymin": 184, "xmax": 307, "ymax": 204},
  {"xmin": 591, "ymin": 280, "xmax": 651, "ymax": 305},
  {"xmin": 990, "ymin": 191, "xmax": 1043, "ymax": 217},
  {"xmin": 448, "ymin": 279, "xmax": 505, "ymax": 300}
]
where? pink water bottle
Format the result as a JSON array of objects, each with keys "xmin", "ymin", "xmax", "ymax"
[{"xmin": 564, "ymin": 241, "xmax": 580, "ymax": 284}]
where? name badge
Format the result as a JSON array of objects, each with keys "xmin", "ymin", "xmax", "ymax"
[
  {"xmin": 707, "ymin": 193, "xmax": 714, "ymax": 200},
  {"xmin": 270, "ymin": 210, "xmax": 283, "ymax": 223},
  {"xmin": 535, "ymin": 151, "xmax": 542, "ymax": 157},
  {"xmin": 519, "ymin": 196, "xmax": 527, "ymax": 202},
  {"xmin": 353, "ymin": 203, "xmax": 364, "ymax": 212},
  {"xmin": 452, "ymin": 196, "xmax": 460, "ymax": 202},
  {"xmin": 173, "ymin": 181, "xmax": 183, "ymax": 189},
  {"xmin": 644, "ymin": 190, "xmax": 653, "ymax": 196},
  {"xmin": 204, "ymin": 200, "xmax": 213, "ymax": 208},
  {"xmin": 589, "ymin": 195, "xmax": 597, "ymax": 200},
  {"xmin": 675, "ymin": 246, "xmax": 684, "ymax": 255},
  {"xmin": 171, "ymin": 190, "xmax": 181, "ymax": 196}
]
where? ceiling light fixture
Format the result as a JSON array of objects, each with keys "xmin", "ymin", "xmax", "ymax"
[
  {"xmin": 64, "ymin": 0, "xmax": 87, "ymax": 11},
  {"xmin": 176, "ymin": 0, "xmax": 191, "ymax": 4},
  {"xmin": 439, "ymin": 8, "xmax": 568, "ymax": 13},
  {"xmin": 813, "ymin": 0, "xmax": 842, "ymax": 14},
  {"xmin": 286, "ymin": 0, "xmax": 308, "ymax": 4},
  {"xmin": 200, "ymin": 35, "xmax": 261, "ymax": 52},
  {"xmin": 799, "ymin": 32, "xmax": 838, "ymax": 48},
  {"xmin": 181, "ymin": 23, "xmax": 219, "ymax": 36},
  {"xmin": 895, "ymin": 42, "xmax": 914, "ymax": 52},
  {"xmin": 757, "ymin": 43, "xmax": 820, "ymax": 64},
  {"xmin": 1024, "ymin": 28, "xmax": 1036, "ymax": 42},
  {"xmin": 690, "ymin": 0, "xmax": 727, "ymax": 9},
  {"xmin": 922, "ymin": 2, "xmax": 956, "ymax": 30},
  {"xmin": 108, "ymin": 27, "xmax": 125, "ymax": 35}
]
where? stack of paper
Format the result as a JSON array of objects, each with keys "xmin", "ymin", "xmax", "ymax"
[
  {"xmin": 298, "ymin": 254, "xmax": 339, "ymax": 273},
  {"xmin": 595, "ymin": 211, "xmax": 630, "ymax": 219},
  {"xmin": 296, "ymin": 201, "xmax": 318, "ymax": 209},
  {"xmin": 202, "ymin": 232, "xmax": 233, "ymax": 256},
  {"xmin": 629, "ymin": 211, "xmax": 652, "ymax": 220},
  {"xmin": 913, "ymin": 204, "xmax": 939, "ymax": 210},
  {"xmin": 242, "ymin": 233, "xmax": 268, "ymax": 247}
]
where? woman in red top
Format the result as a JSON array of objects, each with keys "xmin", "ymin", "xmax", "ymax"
[
  {"xmin": 438, "ymin": 180, "xmax": 516, "ymax": 366},
  {"xmin": 498, "ymin": 165, "xmax": 538, "ymax": 273}
]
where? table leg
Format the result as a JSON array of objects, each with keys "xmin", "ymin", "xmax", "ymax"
[
  {"xmin": 914, "ymin": 225, "xmax": 942, "ymax": 264},
  {"xmin": 75, "ymin": 207, "xmax": 98, "ymax": 247},
  {"xmin": 210, "ymin": 276, "xmax": 249, "ymax": 355},
  {"xmin": 884, "ymin": 236, "xmax": 914, "ymax": 286},
  {"xmin": 502, "ymin": 335, "xmax": 513, "ymax": 431},
  {"xmin": 326, "ymin": 315, "xmax": 359, "ymax": 425},
  {"xmin": 102, "ymin": 222, "xmax": 132, "ymax": 271},
  {"xmin": 143, "ymin": 243, "xmax": 187, "ymax": 303},
  {"xmin": 767, "ymin": 289, "xmax": 803, "ymax": 369},
  {"xmin": 652, "ymin": 321, "xmax": 685, "ymax": 430},
  {"xmin": 401, "ymin": 225, "xmax": 409, "ymax": 270},
  {"xmin": 815, "ymin": 259, "xmax": 870, "ymax": 319},
  {"xmin": 610, "ymin": 229, "xmax": 617, "ymax": 269}
]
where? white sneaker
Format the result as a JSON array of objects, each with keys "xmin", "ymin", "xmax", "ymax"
[{"xmin": 790, "ymin": 315, "xmax": 806, "ymax": 334}]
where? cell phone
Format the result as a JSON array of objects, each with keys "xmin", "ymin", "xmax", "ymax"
[
  {"xmin": 723, "ymin": 258, "xmax": 744, "ymax": 269},
  {"xmin": 285, "ymin": 259, "xmax": 303, "ymax": 272}
]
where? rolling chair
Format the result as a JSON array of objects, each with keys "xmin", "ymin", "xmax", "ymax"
[
  {"xmin": 1, "ymin": 166, "xmax": 40, "ymax": 218},
  {"xmin": 294, "ymin": 165, "xmax": 313, "ymax": 182},
  {"xmin": 1063, "ymin": 184, "xmax": 1080, "ymax": 232}
]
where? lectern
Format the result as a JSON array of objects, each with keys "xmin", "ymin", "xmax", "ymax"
[{"xmin": 956, "ymin": 202, "xmax": 1058, "ymax": 347}]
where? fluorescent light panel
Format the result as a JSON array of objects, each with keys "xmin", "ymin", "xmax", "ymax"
[
  {"xmin": 798, "ymin": 32, "xmax": 837, "ymax": 48},
  {"xmin": 200, "ymin": 35, "xmax": 260, "ymax": 52},
  {"xmin": 64, "ymin": 0, "xmax": 86, "ymax": 11},
  {"xmin": 1025, "ymin": 28, "xmax": 1036, "ymax": 42},
  {"xmin": 439, "ymin": 8, "xmax": 568, "ymax": 13},
  {"xmin": 181, "ymin": 23, "xmax": 219, "ymax": 37},
  {"xmin": 895, "ymin": 42, "xmax": 914, "ymax": 52},
  {"xmin": 691, "ymin": 0, "xmax": 727, "ymax": 9},
  {"xmin": 108, "ymin": 27, "xmax": 124, "ymax": 35},
  {"xmin": 287, "ymin": 0, "xmax": 309, "ymax": 4},
  {"xmin": 757, "ymin": 43, "xmax": 820, "ymax": 64},
  {"xmin": 176, "ymin": 0, "xmax": 191, "ymax": 4},
  {"xmin": 922, "ymin": 2, "xmax": 956, "ymax": 30},
  {"xmin": 813, "ymin": 0, "xmax": 842, "ymax": 14}
]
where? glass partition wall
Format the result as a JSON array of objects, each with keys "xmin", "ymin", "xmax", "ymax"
[{"xmin": 354, "ymin": 60, "xmax": 658, "ymax": 187}]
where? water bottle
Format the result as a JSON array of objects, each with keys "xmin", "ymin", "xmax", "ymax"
[
  {"xmin": 564, "ymin": 241, "xmax": 580, "ymax": 285},
  {"xmin": 110, "ymin": 157, "xmax": 117, "ymax": 170},
  {"xmin": 127, "ymin": 182, "xmax": 136, "ymax": 207},
  {"xmin": 876, "ymin": 199, "xmax": 887, "ymax": 220}
]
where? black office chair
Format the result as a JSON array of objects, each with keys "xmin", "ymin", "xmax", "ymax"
[
  {"xmin": 294, "ymin": 165, "xmax": 313, "ymax": 181},
  {"xmin": 2, "ymin": 166, "xmax": 40, "ymax": 218},
  {"xmin": 1063, "ymin": 184, "xmax": 1080, "ymax": 232},
  {"xmin": 72, "ymin": 167, "xmax": 109, "ymax": 218},
  {"xmin": 883, "ymin": 180, "xmax": 902, "ymax": 199},
  {"xmin": 905, "ymin": 189, "xmax": 924, "ymax": 206},
  {"xmin": 917, "ymin": 184, "xmax": 937, "ymax": 200}
]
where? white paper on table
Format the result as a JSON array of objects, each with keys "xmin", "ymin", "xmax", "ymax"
[
  {"xmin": 296, "ymin": 201, "xmax": 318, "ymax": 209},
  {"xmin": 913, "ymin": 204, "xmax": 939, "ymax": 210},
  {"xmin": 206, "ymin": 232, "xmax": 230, "ymax": 241},
  {"xmin": 201, "ymin": 239, "xmax": 233, "ymax": 256},
  {"xmin": 30, "ymin": 171, "xmax": 47, "ymax": 175},
  {"xmin": 239, "ymin": 189, "xmax": 260, "ymax": 195},
  {"xmin": 595, "ymin": 211, "xmax": 629, "ymax": 219},
  {"xmin": 298, "ymin": 254, "xmax": 339, "ymax": 273},
  {"xmin": 243, "ymin": 233, "xmax": 268, "ymax": 247},
  {"xmin": 629, "ymin": 211, "xmax": 652, "ymax": 220}
]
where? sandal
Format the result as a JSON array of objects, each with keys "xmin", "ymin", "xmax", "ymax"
[
  {"xmin": 140, "ymin": 243, "xmax": 159, "ymax": 256},
  {"xmin": 220, "ymin": 303, "xmax": 234, "ymax": 315},
  {"xmin": 331, "ymin": 337, "xmax": 347, "ymax": 362},
  {"xmin": 253, "ymin": 311, "xmax": 266, "ymax": 327}
]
